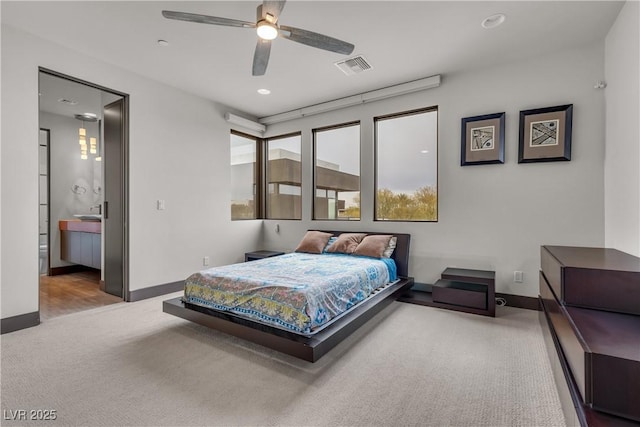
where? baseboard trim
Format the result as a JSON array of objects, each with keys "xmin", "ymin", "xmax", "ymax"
[
  {"xmin": 50, "ymin": 265, "xmax": 92, "ymax": 276},
  {"xmin": 496, "ymin": 293, "xmax": 541, "ymax": 311},
  {"xmin": 1, "ymin": 311, "xmax": 40, "ymax": 334},
  {"xmin": 127, "ymin": 281, "xmax": 184, "ymax": 302}
]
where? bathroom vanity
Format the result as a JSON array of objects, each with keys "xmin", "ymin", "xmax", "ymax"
[{"xmin": 59, "ymin": 219, "xmax": 101, "ymax": 269}]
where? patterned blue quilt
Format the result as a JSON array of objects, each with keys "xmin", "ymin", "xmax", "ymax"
[{"xmin": 183, "ymin": 252, "xmax": 397, "ymax": 335}]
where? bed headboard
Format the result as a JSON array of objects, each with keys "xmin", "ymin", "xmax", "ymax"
[{"xmin": 311, "ymin": 230, "xmax": 411, "ymax": 278}]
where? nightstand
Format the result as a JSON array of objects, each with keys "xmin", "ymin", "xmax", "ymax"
[
  {"xmin": 244, "ymin": 250, "xmax": 285, "ymax": 262},
  {"xmin": 398, "ymin": 267, "xmax": 495, "ymax": 317}
]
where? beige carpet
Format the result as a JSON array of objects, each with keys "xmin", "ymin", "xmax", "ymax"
[{"xmin": 1, "ymin": 293, "xmax": 565, "ymax": 426}]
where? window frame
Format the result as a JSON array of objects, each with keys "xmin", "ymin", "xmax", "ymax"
[
  {"xmin": 374, "ymin": 106, "xmax": 439, "ymax": 223},
  {"xmin": 265, "ymin": 131, "xmax": 303, "ymax": 220},
  {"xmin": 312, "ymin": 121, "xmax": 361, "ymax": 221},
  {"xmin": 230, "ymin": 130, "xmax": 263, "ymax": 220}
]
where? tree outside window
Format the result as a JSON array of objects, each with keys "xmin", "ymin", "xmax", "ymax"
[{"xmin": 375, "ymin": 108, "xmax": 438, "ymax": 221}]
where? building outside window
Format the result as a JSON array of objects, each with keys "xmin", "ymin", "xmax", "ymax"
[
  {"xmin": 313, "ymin": 122, "xmax": 360, "ymax": 220},
  {"xmin": 375, "ymin": 107, "xmax": 438, "ymax": 221},
  {"xmin": 266, "ymin": 133, "xmax": 302, "ymax": 220},
  {"xmin": 230, "ymin": 132, "xmax": 257, "ymax": 220}
]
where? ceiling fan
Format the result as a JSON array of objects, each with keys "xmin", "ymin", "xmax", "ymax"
[{"xmin": 162, "ymin": 0, "xmax": 355, "ymax": 76}]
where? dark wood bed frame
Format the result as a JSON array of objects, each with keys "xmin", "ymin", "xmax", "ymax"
[{"xmin": 163, "ymin": 231, "xmax": 413, "ymax": 362}]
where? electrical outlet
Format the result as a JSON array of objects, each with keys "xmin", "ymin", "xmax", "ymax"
[
  {"xmin": 514, "ymin": 271, "xmax": 524, "ymax": 283},
  {"xmin": 203, "ymin": 256, "xmax": 210, "ymax": 266},
  {"xmin": 157, "ymin": 199, "xmax": 165, "ymax": 210},
  {"xmin": 275, "ymin": 223, "xmax": 280, "ymax": 233}
]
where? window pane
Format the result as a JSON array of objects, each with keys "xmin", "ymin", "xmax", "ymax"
[
  {"xmin": 278, "ymin": 184, "xmax": 301, "ymax": 196},
  {"xmin": 230, "ymin": 133, "xmax": 257, "ymax": 220},
  {"xmin": 267, "ymin": 134, "xmax": 302, "ymax": 219},
  {"xmin": 375, "ymin": 108, "xmax": 438, "ymax": 221},
  {"xmin": 314, "ymin": 124, "xmax": 360, "ymax": 220}
]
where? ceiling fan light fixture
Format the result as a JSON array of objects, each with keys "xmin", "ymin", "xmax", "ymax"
[
  {"xmin": 162, "ymin": 5, "xmax": 355, "ymax": 75},
  {"xmin": 256, "ymin": 21, "xmax": 278, "ymax": 40}
]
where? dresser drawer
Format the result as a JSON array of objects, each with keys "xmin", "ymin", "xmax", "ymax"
[
  {"xmin": 539, "ymin": 272, "xmax": 588, "ymax": 403},
  {"xmin": 541, "ymin": 245, "xmax": 640, "ymax": 315},
  {"xmin": 540, "ymin": 270, "xmax": 640, "ymax": 421}
]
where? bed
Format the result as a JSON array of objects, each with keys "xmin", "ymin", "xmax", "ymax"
[{"xmin": 163, "ymin": 231, "xmax": 413, "ymax": 362}]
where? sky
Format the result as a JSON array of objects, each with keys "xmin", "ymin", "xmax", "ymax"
[
  {"xmin": 312, "ymin": 111, "xmax": 438, "ymax": 195},
  {"xmin": 376, "ymin": 109, "xmax": 438, "ymax": 193},
  {"xmin": 231, "ymin": 109, "xmax": 438, "ymax": 201},
  {"xmin": 315, "ymin": 124, "xmax": 360, "ymax": 175}
]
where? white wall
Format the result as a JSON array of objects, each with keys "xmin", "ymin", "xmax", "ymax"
[
  {"xmin": 40, "ymin": 112, "xmax": 101, "ymax": 268},
  {"xmin": 261, "ymin": 43, "xmax": 607, "ymax": 297},
  {"xmin": 604, "ymin": 1, "xmax": 640, "ymax": 257},
  {"xmin": 1, "ymin": 24, "xmax": 262, "ymax": 320},
  {"xmin": 1, "ymin": 16, "xmax": 622, "ymax": 321}
]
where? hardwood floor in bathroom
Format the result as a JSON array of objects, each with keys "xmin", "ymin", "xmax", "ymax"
[{"xmin": 39, "ymin": 269, "xmax": 122, "ymax": 320}]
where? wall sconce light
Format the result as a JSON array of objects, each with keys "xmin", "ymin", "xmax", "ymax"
[
  {"xmin": 594, "ymin": 80, "xmax": 607, "ymax": 89},
  {"xmin": 71, "ymin": 184, "xmax": 87, "ymax": 194},
  {"xmin": 79, "ymin": 126, "xmax": 87, "ymax": 159},
  {"xmin": 75, "ymin": 113, "xmax": 98, "ymax": 161},
  {"xmin": 94, "ymin": 119, "xmax": 102, "ymax": 161}
]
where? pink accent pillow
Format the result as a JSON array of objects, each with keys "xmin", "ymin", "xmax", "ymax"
[
  {"xmin": 353, "ymin": 235, "xmax": 394, "ymax": 258},
  {"xmin": 326, "ymin": 233, "xmax": 367, "ymax": 254},
  {"xmin": 294, "ymin": 231, "xmax": 334, "ymax": 254}
]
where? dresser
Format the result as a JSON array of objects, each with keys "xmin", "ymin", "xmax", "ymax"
[
  {"xmin": 538, "ymin": 245, "xmax": 640, "ymax": 426},
  {"xmin": 398, "ymin": 267, "xmax": 495, "ymax": 317}
]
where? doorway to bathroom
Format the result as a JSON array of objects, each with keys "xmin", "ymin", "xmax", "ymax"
[{"xmin": 38, "ymin": 69, "xmax": 129, "ymax": 320}]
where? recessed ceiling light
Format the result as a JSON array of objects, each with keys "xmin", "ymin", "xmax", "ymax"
[
  {"xmin": 157, "ymin": 39, "xmax": 169, "ymax": 46},
  {"xmin": 257, "ymin": 88, "xmax": 271, "ymax": 95},
  {"xmin": 481, "ymin": 13, "xmax": 506, "ymax": 29},
  {"xmin": 420, "ymin": 150, "xmax": 429, "ymax": 154},
  {"xmin": 58, "ymin": 98, "xmax": 78, "ymax": 106},
  {"xmin": 75, "ymin": 113, "xmax": 98, "ymax": 122}
]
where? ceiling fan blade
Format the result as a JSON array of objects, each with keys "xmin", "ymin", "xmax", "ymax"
[
  {"xmin": 162, "ymin": 10, "xmax": 255, "ymax": 29},
  {"xmin": 279, "ymin": 25, "xmax": 354, "ymax": 55},
  {"xmin": 252, "ymin": 39, "xmax": 272, "ymax": 76},
  {"xmin": 262, "ymin": 1, "xmax": 286, "ymax": 22}
]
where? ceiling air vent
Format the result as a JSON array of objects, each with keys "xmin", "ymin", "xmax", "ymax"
[{"xmin": 334, "ymin": 55, "xmax": 372, "ymax": 76}]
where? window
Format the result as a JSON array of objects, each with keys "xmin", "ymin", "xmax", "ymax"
[
  {"xmin": 230, "ymin": 132, "xmax": 258, "ymax": 220},
  {"xmin": 375, "ymin": 107, "xmax": 438, "ymax": 221},
  {"xmin": 313, "ymin": 122, "xmax": 360, "ymax": 220},
  {"xmin": 266, "ymin": 133, "xmax": 302, "ymax": 219}
]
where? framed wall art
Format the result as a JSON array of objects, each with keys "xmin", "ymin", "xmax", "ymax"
[
  {"xmin": 460, "ymin": 112, "xmax": 505, "ymax": 166},
  {"xmin": 518, "ymin": 104, "xmax": 572, "ymax": 163}
]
